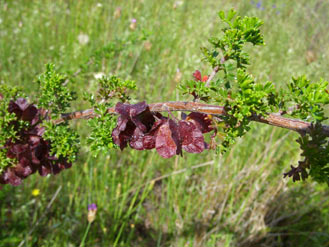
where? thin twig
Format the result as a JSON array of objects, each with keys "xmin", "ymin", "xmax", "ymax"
[
  {"xmin": 56, "ymin": 101, "xmax": 329, "ymax": 137},
  {"xmin": 205, "ymin": 55, "xmax": 228, "ymax": 87},
  {"xmin": 205, "ymin": 65, "xmax": 220, "ymax": 87}
]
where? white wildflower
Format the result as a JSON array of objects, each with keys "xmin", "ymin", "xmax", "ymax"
[
  {"xmin": 94, "ymin": 72, "xmax": 105, "ymax": 79},
  {"xmin": 78, "ymin": 33, "xmax": 89, "ymax": 45},
  {"xmin": 173, "ymin": 1, "xmax": 184, "ymax": 9}
]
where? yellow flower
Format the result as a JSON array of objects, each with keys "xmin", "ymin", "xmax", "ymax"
[{"xmin": 32, "ymin": 189, "xmax": 40, "ymax": 197}]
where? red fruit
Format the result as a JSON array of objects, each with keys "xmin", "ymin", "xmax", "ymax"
[{"xmin": 202, "ymin": 75, "xmax": 208, "ymax": 82}]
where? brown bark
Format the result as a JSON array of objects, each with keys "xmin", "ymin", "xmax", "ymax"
[{"xmin": 56, "ymin": 101, "xmax": 329, "ymax": 137}]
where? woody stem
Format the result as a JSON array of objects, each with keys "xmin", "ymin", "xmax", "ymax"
[{"xmin": 56, "ymin": 101, "xmax": 329, "ymax": 137}]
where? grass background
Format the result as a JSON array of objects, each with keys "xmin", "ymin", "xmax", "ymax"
[{"xmin": 1, "ymin": 0, "xmax": 329, "ymax": 246}]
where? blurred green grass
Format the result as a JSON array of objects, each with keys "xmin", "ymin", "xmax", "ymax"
[{"xmin": 1, "ymin": 0, "xmax": 329, "ymax": 246}]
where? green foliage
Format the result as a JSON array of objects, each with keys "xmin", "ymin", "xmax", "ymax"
[
  {"xmin": 203, "ymin": 8, "xmax": 264, "ymax": 69},
  {"xmin": 0, "ymin": 84, "xmax": 23, "ymax": 143},
  {"xmin": 97, "ymin": 75, "xmax": 136, "ymax": 102},
  {"xmin": 178, "ymin": 9, "xmax": 265, "ymax": 102},
  {"xmin": 84, "ymin": 76, "xmax": 137, "ymax": 156},
  {"xmin": 42, "ymin": 122, "xmax": 80, "ymax": 163},
  {"xmin": 0, "ymin": 84, "xmax": 25, "ymax": 172},
  {"xmin": 37, "ymin": 63, "xmax": 77, "ymax": 117},
  {"xmin": 37, "ymin": 64, "xmax": 79, "ymax": 163},
  {"xmin": 178, "ymin": 10, "xmax": 276, "ymax": 152},
  {"xmin": 296, "ymin": 124, "xmax": 329, "ymax": 184},
  {"xmin": 178, "ymin": 9, "xmax": 328, "ymax": 184},
  {"xmin": 177, "ymin": 79, "xmax": 211, "ymax": 101},
  {"xmin": 85, "ymin": 99, "xmax": 118, "ymax": 157},
  {"xmin": 286, "ymin": 76, "xmax": 329, "ymax": 122},
  {"xmin": 213, "ymin": 69, "xmax": 279, "ymax": 152},
  {"xmin": 0, "ymin": 150, "xmax": 14, "ymax": 174},
  {"xmin": 283, "ymin": 77, "xmax": 329, "ymax": 184},
  {"xmin": 1, "ymin": 1, "xmax": 329, "ymax": 246}
]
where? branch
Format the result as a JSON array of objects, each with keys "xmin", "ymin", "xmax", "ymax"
[
  {"xmin": 205, "ymin": 65, "xmax": 220, "ymax": 87},
  {"xmin": 205, "ymin": 55, "xmax": 228, "ymax": 87},
  {"xmin": 56, "ymin": 101, "xmax": 329, "ymax": 137}
]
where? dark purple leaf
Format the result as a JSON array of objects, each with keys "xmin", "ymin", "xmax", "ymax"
[
  {"xmin": 193, "ymin": 70, "xmax": 202, "ymax": 81},
  {"xmin": 179, "ymin": 120, "xmax": 205, "ymax": 153},
  {"xmin": 168, "ymin": 119, "xmax": 182, "ymax": 156},
  {"xmin": 283, "ymin": 165, "xmax": 302, "ymax": 182},
  {"xmin": 143, "ymin": 135, "xmax": 155, "ymax": 149},
  {"xmin": 15, "ymin": 98, "xmax": 29, "ymax": 111},
  {"xmin": 112, "ymin": 120, "xmax": 136, "ymax": 150},
  {"xmin": 8, "ymin": 100, "xmax": 22, "ymax": 118},
  {"xmin": 141, "ymin": 119, "xmax": 167, "ymax": 150},
  {"xmin": 4, "ymin": 169, "xmax": 22, "ymax": 186},
  {"xmin": 155, "ymin": 120, "xmax": 178, "ymax": 158},
  {"xmin": 115, "ymin": 101, "xmax": 147, "ymax": 118},
  {"xmin": 129, "ymin": 128, "xmax": 145, "ymax": 150},
  {"xmin": 15, "ymin": 157, "xmax": 33, "ymax": 177},
  {"xmin": 187, "ymin": 112, "xmax": 213, "ymax": 133},
  {"xmin": 8, "ymin": 144, "xmax": 29, "ymax": 157},
  {"xmin": 22, "ymin": 105, "xmax": 38, "ymax": 123},
  {"xmin": 38, "ymin": 162, "xmax": 52, "ymax": 176},
  {"xmin": 1, "ymin": 97, "xmax": 74, "ymax": 187}
]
